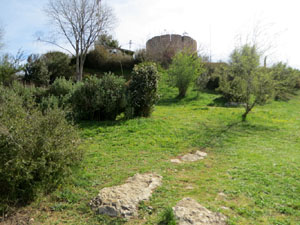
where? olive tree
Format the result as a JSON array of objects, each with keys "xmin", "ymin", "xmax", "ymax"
[
  {"xmin": 217, "ymin": 44, "xmax": 274, "ymax": 121},
  {"xmin": 168, "ymin": 51, "xmax": 204, "ymax": 98},
  {"xmin": 45, "ymin": 0, "xmax": 115, "ymax": 81}
]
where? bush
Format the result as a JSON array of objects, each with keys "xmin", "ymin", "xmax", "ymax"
[
  {"xmin": 203, "ymin": 62, "xmax": 227, "ymax": 90},
  {"xmin": 126, "ymin": 63, "xmax": 159, "ymax": 118},
  {"xmin": 42, "ymin": 51, "xmax": 74, "ymax": 84},
  {"xmin": 271, "ymin": 63, "xmax": 299, "ymax": 101},
  {"xmin": 47, "ymin": 77, "xmax": 75, "ymax": 108},
  {"xmin": 0, "ymin": 85, "xmax": 80, "ymax": 210},
  {"xmin": 217, "ymin": 45, "xmax": 274, "ymax": 121},
  {"xmin": 168, "ymin": 51, "xmax": 204, "ymax": 98},
  {"xmin": 71, "ymin": 73, "xmax": 126, "ymax": 121},
  {"xmin": 0, "ymin": 54, "xmax": 23, "ymax": 86},
  {"xmin": 24, "ymin": 54, "xmax": 49, "ymax": 86},
  {"xmin": 85, "ymin": 45, "xmax": 135, "ymax": 75}
]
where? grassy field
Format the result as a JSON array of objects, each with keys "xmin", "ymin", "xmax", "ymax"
[{"xmin": 6, "ymin": 86, "xmax": 300, "ymax": 225}]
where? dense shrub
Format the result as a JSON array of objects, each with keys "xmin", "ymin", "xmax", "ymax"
[
  {"xmin": 0, "ymin": 86, "xmax": 80, "ymax": 209},
  {"xmin": 217, "ymin": 45, "xmax": 274, "ymax": 121},
  {"xmin": 85, "ymin": 45, "xmax": 135, "ymax": 74},
  {"xmin": 71, "ymin": 73, "xmax": 126, "ymax": 121},
  {"xmin": 168, "ymin": 52, "xmax": 204, "ymax": 98},
  {"xmin": 126, "ymin": 63, "xmax": 159, "ymax": 118},
  {"xmin": 24, "ymin": 54, "xmax": 49, "ymax": 86},
  {"xmin": 47, "ymin": 77, "xmax": 75, "ymax": 108},
  {"xmin": 0, "ymin": 54, "xmax": 23, "ymax": 86},
  {"xmin": 23, "ymin": 52, "xmax": 74, "ymax": 86},
  {"xmin": 42, "ymin": 51, "xmax": 74, "ymax": 84},
  {"xmin": 203, "ymin": 62, "xmax": 227, "ymax": 90},
  {"xmin": 271, "ymin": 63, "xmax": 299, "ymax": 101}
]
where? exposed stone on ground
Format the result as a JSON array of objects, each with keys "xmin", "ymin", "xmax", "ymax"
[
  {"xmin": 216, "ymin": 192, "xmax": 227, "ymax": 201},
  {"xmin": 170, "ymin": 151, "xmax": 207, "ymax": 163},
  {"xmin": 172, "ymin": 198, "xmax": 227, "ymax": 225},
  {"xmin": 170, "ymin": 159, "xmax": 182, "ymax": 164},
  {"xmin": 90, "ymin": 173, "xmax": 162, "ymax": 219}
]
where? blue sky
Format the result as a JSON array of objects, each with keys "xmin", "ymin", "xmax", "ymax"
[{"xmin": 1, "ymin": 0, "xmax": 300, "ymax": 68}]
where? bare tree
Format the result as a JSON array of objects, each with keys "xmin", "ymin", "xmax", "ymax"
[{"xmin": 44, "ymin": 0, "xmax": 115, "ymax": 81}]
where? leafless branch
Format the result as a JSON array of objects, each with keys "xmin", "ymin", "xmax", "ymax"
[{"xmin": 44, "ymin": 0, "xmax": 115, "ymax": 81}]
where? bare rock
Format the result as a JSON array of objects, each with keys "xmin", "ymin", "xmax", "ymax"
[
  {"xmin": 173, "ymin": 198, "xmax": 227, "ymax": 225},
  {"xmin": 170, "ymin": 159, "xmax": 182, "ymax": 164},
  {"xmin": 181, "ymin": 151, "xmax": 207, "ymax": 162},
  {"xmin": 90, "ymin": 173, "xmax": 162, "ymax": 218}
]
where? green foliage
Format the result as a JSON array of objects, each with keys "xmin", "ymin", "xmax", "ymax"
[
  {"xmin": 23, "ymin": 52, "xmax": 74, "ymax": 86},
  {"xmin": 217, "ymin": 45, "xmax": 274, "ymax": 121},
  {"xmin": 126, "ymin": 62, "xmax": 159, "ymax": 118},
  {"xmin": 158, "ymin": 208, "xmax": 177, "ymax": 225},
  {"xmin": 42, "ymin": 51, "xmax": 74, "ymax": 84},
  {"xmin": 0, "ymin": 85, "xmax": 80, "ymax": 210},
  {"xmin": 271, "ymin": 62, "xmax": 299, "ymax": 101},
  {"xmin": 85, "ymin": 45, "xmax": 135, "ymax": 75},
  {"xmin": 203, "ymin": 62, "xmax": 227, "ymax": 90},
  {"xmin": 24, "ymin": 54, "xmax": 49, "ymax": 86},
  {"xmin": 134, "ymin": 48, "xmax": 147, "ymax": 64},
  {"xmin": 95, "ymin": 34, "xmax": 120, "ymax": 49},
  {"xmin": 47, "ymin": 77, "xmax": 75, "ymax": 110},
  {"xmin": 71, "ymin": 73, "xmax": 126, "ymax": 121},
  {"xmin": 168, "ymin": 51, "xmax": 204, "ymax": 98},
  {"xmin": 0, "ymin": 54, "xmax": 23, "ymax": 86}
]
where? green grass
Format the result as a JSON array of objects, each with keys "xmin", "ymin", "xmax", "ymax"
[{"xmin": 9, "ymin": 87, "xmax": 300, "ymax": 224}]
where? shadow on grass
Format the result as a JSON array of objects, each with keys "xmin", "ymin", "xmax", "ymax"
[
  {"xmin": 157, "ymin": 94, "xmax": 200, "ymax": 106},
  {"xmin": 201, "ymin": 119, "xmax": 279, "ymax": 148},
  {"xmin": 77, "ymin": 118, "xmax": 128, "ymax": 130}
]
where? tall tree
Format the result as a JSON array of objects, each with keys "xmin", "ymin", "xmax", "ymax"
[{"xmin": 45, "ymin": 0, "xmax": 115, "ymax": 81}]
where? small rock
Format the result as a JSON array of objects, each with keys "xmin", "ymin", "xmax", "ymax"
[
  {"xmin": 195, "ymin": 151, "xmax": 207, "ymax": 157},
  {"xmin": 173, "ymin": 198, "xmax": 227, "ymax": 225},
  {"xmin": 185, "ymin": 186, "xmax": 194, "ymax": 190},
  {"xmin": 170, "ymin": 159, "xmax": 182, "ymax": 164},
  {"xmin": 220, "ymin": 206, "xmax": 230, "ymax": 210},
  {"xmin": 90, "ymin": 173, "xmax": 162, "ymax": 218}
]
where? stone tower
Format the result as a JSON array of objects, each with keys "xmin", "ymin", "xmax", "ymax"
[{"xmin": 146, "ymin": 34, "xmax": 197, "ymax": 64}]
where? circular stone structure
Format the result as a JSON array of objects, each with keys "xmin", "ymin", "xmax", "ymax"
[{"xmin": 146, "ymin": 34, "xmax": 197, "ymax": 63}]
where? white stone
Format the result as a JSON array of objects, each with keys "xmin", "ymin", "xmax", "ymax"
[
  {"xmin": 90, "ymin": 173, "xmax": 162, "ymax": 218},
  {"xmin": 173, "ymin": 198, "xmax": 227, "ymax": 225}
]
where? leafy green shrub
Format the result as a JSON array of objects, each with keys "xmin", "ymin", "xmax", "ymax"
[
  {"xmin": 71, "ymin": 73, "xmax": 126, "ymax": 121},
  {"xmin": 158, "ymin": 208, "xmax": 177, "ymax": 225},
  {"xmin": 126, "ymin": 62, "xmax": 159, "ymax": 118},
  {"xmin": 217, "ymin": 45, "xmax": 274, "ymax": 121},
  {"xmin": 0, "ymin": 86, "xmax": 80, "ymax": 210},
  {"xmin": 271, "ymin": 63, "xmax": 299, "ymax": 101},
  {"xmin": 42, "ymin": 51, "xmax": 74, "ymax": 84},
  {"xmin": 85, "ymin": 45, "xmax": 135, "ymax": 74},
  {"xmin": 24, "ymin": 54, "xmax": 49, "ymax": 86},
  {"xmin": 47, "ymin": 77, "xmax": 75, "ymax": 109},
  {"xmin": 168, "ymin": 52, "xmax": 204, "ymax": 98},
  {"xmin": 203, "ymin": 62, "xmax": 227, "ymax": 90},
  {"xmin": 0, "ymin": 54, "xmax": 23, "ymax": 86}
]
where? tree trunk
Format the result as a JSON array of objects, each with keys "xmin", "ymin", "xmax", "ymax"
[
  {"xmin": 178, "ymin": 88, "xmax": 187, "ymax": 99},
  {"xmin": 76, "ymin": 54, "xmax": 81, "ymax": 82},
  {"xmin": 242, "ymin": 102, "xmax": 256, "ymax": 122}
]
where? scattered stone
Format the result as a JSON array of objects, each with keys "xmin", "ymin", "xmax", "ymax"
[
  {"xmin": 180, "ymin": 151, "xmax": 207, "ymax": 162},
  {"xmin": 90, "ymin": 173, "xmax": 162, "ymax": 218},
  {"xmin": 185, "ymin": 185, "xmax": 194, "ymax": 190},
  {"xmin": 173, "ymin": 198, "xmax": 227, "ymax": 225},
  {"xmin": 216, "ymin": 192, "xmax": 227, "ymax": 200},
  {"xmin": 170, "ymin": 159, "xmax": 182, "ymax": 164},
  {"xmin": 170, "ymin": 151, "xmax": 207, "ymax": 164},
  {"xmin": 220, "ymin": 206, "xmax": 230, "ymax": 210}
]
